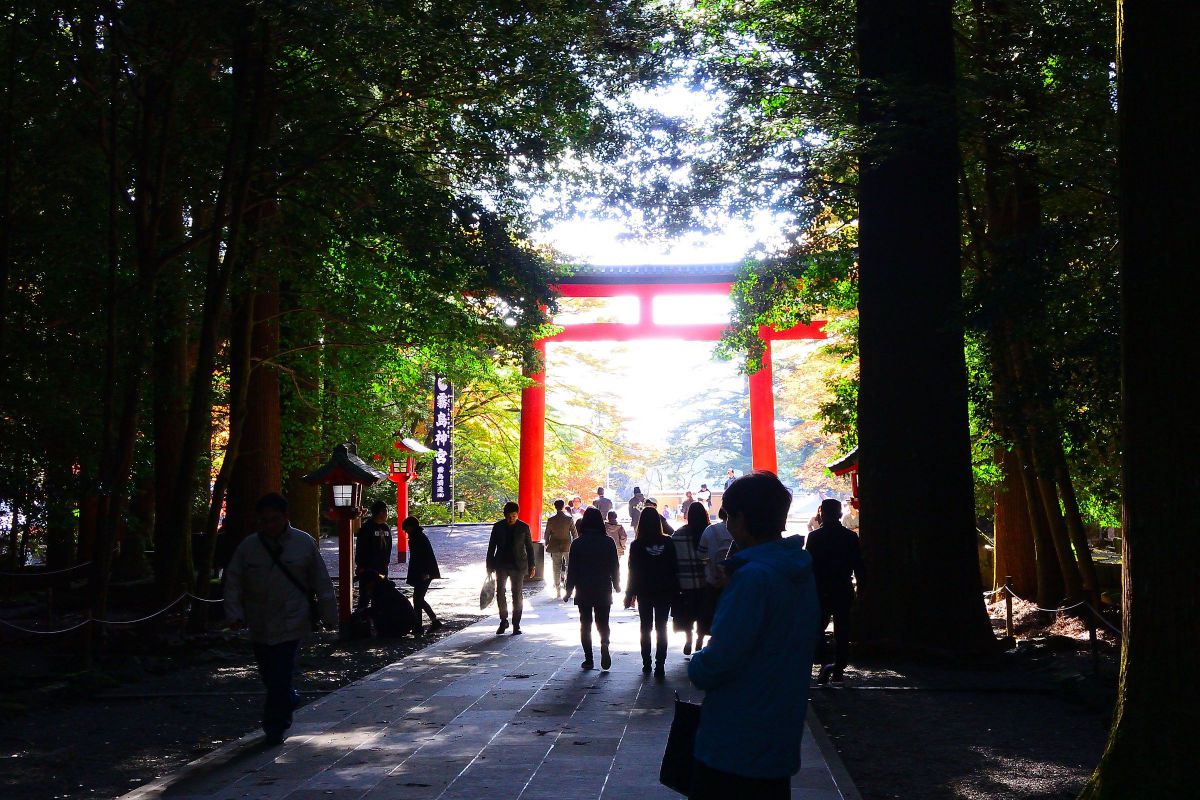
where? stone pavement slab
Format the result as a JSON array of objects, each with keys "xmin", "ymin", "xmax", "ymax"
[{"xmin": 124, "ymin": 591, "xmax": 858, "ymax": 800}]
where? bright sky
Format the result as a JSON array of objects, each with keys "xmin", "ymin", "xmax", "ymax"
[{"xmin": 528, "ymin": 84, "xmax": 779, "ymax": 487}]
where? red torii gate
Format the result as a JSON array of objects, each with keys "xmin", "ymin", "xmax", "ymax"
[{"xmin": 516, "ymin": 265, "xmax": 826, "ymax": 533}]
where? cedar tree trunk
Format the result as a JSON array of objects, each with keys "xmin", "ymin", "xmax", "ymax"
[
  {"xmin": 1080, "ymin": 2, "xmax": 1200, "ymax": 795},
  {"xmin": 855, "ymin": 0, "xmax": 995, "ymax": 651}
]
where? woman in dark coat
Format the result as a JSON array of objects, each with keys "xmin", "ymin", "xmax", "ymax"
[
  {"xmin": 565, "ymin": 507, "xmax": 621, "ymax": 670},
  {"xmin": 625, "ymin": 509, "xmax": 679, "ymax": 677},
  {"xmin": 403, "ymin": 516, "xmax": 442, "ymax": 635}
]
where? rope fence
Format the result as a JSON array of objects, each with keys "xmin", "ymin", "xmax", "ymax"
[
  {"xmin": 0, "ymin": 561, "xmax": 94, "ymax": 579},
  {"xmin": 0, "ymin": 592, "xmax": 224, "ymax": 636},
  {"xmin": 985, "ymin": 577, "xmax": 1121, "ymax": 676}
]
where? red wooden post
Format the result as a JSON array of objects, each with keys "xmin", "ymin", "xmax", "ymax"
[
  {"xmin": 394, "ymin": 474, "xmax": 409, "ymax": 563},
  {"xmin": 390, "ymin": 443, "xmax": 429, "ymax": 562},
  {"xmin": 748, "ymin": 335, "xmax": 778, "ymax": 474},
  {"xmin": 518, "ymin": 339, "xmax": 547, "ymax": 538}
]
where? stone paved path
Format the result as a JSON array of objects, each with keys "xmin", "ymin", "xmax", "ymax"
[{"xmin": 129, "ymin": 591, "xmax": 857, "ymax": 800}]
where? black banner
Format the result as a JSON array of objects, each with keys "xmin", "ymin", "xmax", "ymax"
[{"xmin": 432, "ymin": 375, "xmax": 453, "ymax": 502}]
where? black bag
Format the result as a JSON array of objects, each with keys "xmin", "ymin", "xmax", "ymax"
[
  {"xmin": 660, "ymin": 693, "xmax": 702, "ymax": 795},
  {"xmin": 345, "ymin": 607, "xmax": 374, "ymax": 640},
  {"xmin": 259, "ymin": 534, "xmax": 323, "ymax": 631},
  {"xmin": 369, "ymin": 578, "xmax": 419, "ymax": 637}
]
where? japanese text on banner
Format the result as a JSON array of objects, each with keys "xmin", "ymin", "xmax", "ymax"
[{"xmin": 432, "ymin": 376, "xmax": 453, "ymax": 502}]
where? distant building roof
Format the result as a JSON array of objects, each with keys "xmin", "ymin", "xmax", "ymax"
[{"xmin": 560, "ymin": 263, "xmax": 740, "ymax": 285}]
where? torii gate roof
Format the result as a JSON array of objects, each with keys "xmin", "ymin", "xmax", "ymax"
[
  {"xmin": 558, "ymin": 263, "xmax": 739, "ymax": 285},
  {"xmin": 547, "ymin": 262, "xmax": 824, "ymax": 342}
]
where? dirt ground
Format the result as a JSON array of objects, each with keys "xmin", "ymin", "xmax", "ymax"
[
  {"xmin": 0, "ymin": 609, "xmax": 493, "ymax": 800},
  {"xmin": 810, "ymin": 599, "xmax": 1119, "ymax": 800},
  {"xmin": 2, "ymin": 590, "xmax": 1118, "ymax": 800}
]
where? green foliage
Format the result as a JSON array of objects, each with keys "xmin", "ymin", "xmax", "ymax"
[{"xmin": 0, "ymin": 3, "xmax": 672, "ymax": 573}]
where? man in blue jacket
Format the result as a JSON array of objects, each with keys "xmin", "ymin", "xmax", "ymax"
[{"xmin": 687, "ymin": 471, "xmax": 818, "ymax": 799}]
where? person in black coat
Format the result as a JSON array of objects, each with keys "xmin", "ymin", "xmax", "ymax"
[
  {"xmin": 356, "ymin": 501, "xmax": 393, "ymax": 610},
  {"xmin": 565, "ymin": 507, "xmax": 621, "ymax": 670},
  {"xmin": 804, "ymin": 498, "xmax": 864, "ymax": 685},
  {"xmin": 625, "ymin": 509, "xmax": 679, "ymax": 677},
  {"xmin": 403, "ymin": 516, "xmax": 442, "ymax": 635}
]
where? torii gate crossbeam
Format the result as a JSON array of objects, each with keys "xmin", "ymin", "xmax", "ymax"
[{"xmin": 517, "ymin": 266, "xmax": 826, "ymax": 534}]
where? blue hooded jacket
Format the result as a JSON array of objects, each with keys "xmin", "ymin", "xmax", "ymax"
[{"xmin": 687, "ymin": 535, "xmax": 818, "ymax": 779}]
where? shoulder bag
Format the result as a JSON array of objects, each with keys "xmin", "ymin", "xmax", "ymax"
[
  {"xmin": 659, "ymin": 692, "xmax": 702, "ymax": 795},
  {"xmin": 259, "ymin": 533, "xmax": 323, "ymax": 631}
]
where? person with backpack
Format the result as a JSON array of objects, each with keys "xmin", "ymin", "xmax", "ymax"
[
  {"xmin": 625, "ymin": 509, "xmax": 678, "ymax": 677},
  {"xmin": 403, "ymin": 516, "xmax": 442, "ymax": 635},
  {"xmin": 565, "ymin": 507, "xmax": 621, "ymax": 670},
  {"xmin": 224, "ymin": 493, "xmax": 338, "ymax": 745}
]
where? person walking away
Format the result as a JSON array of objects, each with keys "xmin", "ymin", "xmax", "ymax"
[
  {"xmin": 643, "ymin": 497, "xmax": 674, "ymax": 534},
  {"xmin": 593, "ymin": 486, "xmax": 614, "ymax": 517},
  {"xmin": 604, "ymin": 510, "xmax": 628, "ymax": 558},
  {"xmin": 225, "ymin": 493, "xmax": 338, "ymax": 745},
  {"xmin": 628, "ymin": 486, "xmax": 646, "ymax": 530},
  {"xmin": 697, "ymin": 507, "xmax": 734, "ymax": 637},
  {"xmin": 671, "ymin": 501, "xmax": 710, "ymax": 654},
  {"xmin": 687, "ymin": 472, "xmax": 818, "ymax": 798},
  {"xmin": 625, "ymin": 509, "xmax": 678, "ymax": 677},
  {"xmin": 544, "ymin": 499, "xmax": 578, "ymax": 600},
  {"xmin": 355, "ymin": 501, "xmax": 393, "ymax": 610},
  {"xmin": 805, "ymin": 498, "xmax": 864, "ymax": 686},
  {"xmin": 486, "ymin": 501, "xmax": 535, "ymax": 634},
  {"xmin": 565, "ymin": 507, "xmax": 621, "ymax": 670},
  {"xmin": 403, "ymin": 516, "xmax": 442, "ymax": 635}
]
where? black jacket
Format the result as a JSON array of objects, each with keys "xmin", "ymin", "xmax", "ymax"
[
  {"xmin": 804, "ymin": 522, "xmax": 864, "ymax": 603},
  {"xmin": 355, "ymin": 520, "xmax": 392, "ymax": 574},
  {"xmin": 626, "ymin": 534, "xmax": 679, "ymax": 603},
  {"xmin": 486, "ymin": 519, "xmax": 535, "ymax": 572},
  {"xmin": 565, "ymin": 522, "xmax": 620, "ymax": 606},
  {"xmin": 405, "ymin": 529, "xmax": 441, "ymax": 587}
]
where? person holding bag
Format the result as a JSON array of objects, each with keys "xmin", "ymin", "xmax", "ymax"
[
  {"xmin": 224, "ymin": 493, "xmax": 338, "ymax": 746},
  {"xmin": 686, "ymin": 472, "xmax": 818, "ymax": 798}
]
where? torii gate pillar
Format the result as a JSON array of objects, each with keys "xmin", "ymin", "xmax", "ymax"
[
  {"xmin": 748, "ymin": 338, "xmax": 779, "ymax": 474},
  {"xmin": 517, "ymin": 339, "xmax": 546, "ymax": 537}
]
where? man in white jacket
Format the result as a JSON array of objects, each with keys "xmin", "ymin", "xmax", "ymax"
[{"xmin": 225, "ymin": 493, "xmax": 338, "ymax": 744}]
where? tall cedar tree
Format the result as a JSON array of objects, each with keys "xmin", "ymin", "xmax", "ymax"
[
  {"xmin": 854, "ymin": 0, "xmax": 994, "ymax": 651},
  {"xmin": 1080, "ymin": 2, "xmax": 1200, "ymax": 795}
]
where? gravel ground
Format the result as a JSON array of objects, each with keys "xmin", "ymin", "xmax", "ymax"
[
  {"xmin": 0, "ymin": 524, "xmax": 544, "ymax": 800},
  {"xmin": 810, "ymin": 604, "xmax": 1119, "ymax": 800},
  {"xmin": 3, "ymin": 530, "xmax": 1119, "ymax": 800}
]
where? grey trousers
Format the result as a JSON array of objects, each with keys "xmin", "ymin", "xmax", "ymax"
[{"xmin": 495, "ymin": 568, "xmax": 526, "ymax": 625}]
